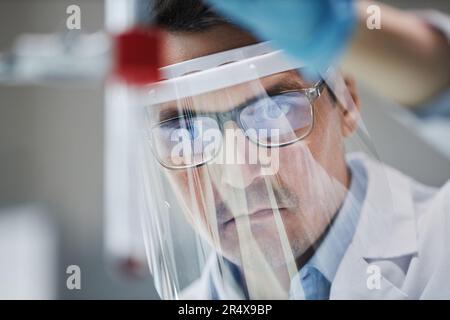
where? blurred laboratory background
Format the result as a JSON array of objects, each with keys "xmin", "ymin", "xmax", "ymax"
[{"xmin": 0, "ymin": 0, "xmax": 449, "ymax": 299}]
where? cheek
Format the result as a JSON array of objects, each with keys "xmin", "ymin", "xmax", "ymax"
[
  {"xmin": 165, "ymin": 169, "xmax": 213, "ymax": 228},
  {"xmin": 274, "ymin": 141, "xmax": 346, "ymax": 248}
]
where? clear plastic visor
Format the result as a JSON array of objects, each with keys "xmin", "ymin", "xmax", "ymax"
[{"xmin": 135, "ymin": 43, "xmax": 393, "ymax": 300}]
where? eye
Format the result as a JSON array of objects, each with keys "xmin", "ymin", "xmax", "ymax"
[
  {"xmin": 264, "ymin": 98, "xmax": 292, "ymax": 119},
  {"xmin": 250, "ymin": 95, "xmax": 293, "ymax": 122},
  {"xmin": 160, "ymin": 118, "xmax": 200, "ymax": 141}
]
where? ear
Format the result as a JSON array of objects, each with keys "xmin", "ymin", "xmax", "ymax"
[{"xmin": 339, "ymin": 74, "xmax": 361, "ymax": 138}]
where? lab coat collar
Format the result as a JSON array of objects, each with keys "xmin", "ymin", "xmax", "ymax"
[
  {"xmin": 349, "ymin": 152, "xmax": 418, "ymax": 259},
  {"xmin": 330, "ymin": 153, "xmax": 418, "ymax": 299}
]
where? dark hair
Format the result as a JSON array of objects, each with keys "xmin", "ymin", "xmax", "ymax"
[{"xmin": 152, "ymin": 0, "xmax": 230, "ymax": 32}]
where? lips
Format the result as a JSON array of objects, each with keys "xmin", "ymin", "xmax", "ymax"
[
  {"xmin": 212, "ymin": 177, "xmax": 299, "ymax": 227},
  {"xmin": 222, "ymin": 207, "xmax": 288, "ymax": 227}
]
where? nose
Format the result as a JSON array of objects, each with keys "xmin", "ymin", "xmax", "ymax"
[{"xmin": 218, "ymin": 121, "xmax": 271, "ymax": 189}]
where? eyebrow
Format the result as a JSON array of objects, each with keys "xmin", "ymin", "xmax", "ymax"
[
  {"xmin": 156, "ymin": 74, "xmax": 308, "ymax": 123},
  {"xmin": 157, "ymin": 105, "xmax": 186, "ymax": 123},
  {"xmin": 265, "ymin": 77, "xmax": 307, "ymax": 96}
]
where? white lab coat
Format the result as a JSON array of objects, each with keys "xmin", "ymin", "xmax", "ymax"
[{"xmin": 182, "ymin": 153, "xmax": 450, "ymax": 299}]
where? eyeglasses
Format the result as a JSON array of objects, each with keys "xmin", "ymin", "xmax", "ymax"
[{"xmin": 150, "ymin": 80, "xmax": 326, "ymax": 169}]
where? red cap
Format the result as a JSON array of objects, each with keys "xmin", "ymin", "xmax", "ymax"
[{"xmin": 114, "ymin": 27, "xmax": 160, "ymax": 85}]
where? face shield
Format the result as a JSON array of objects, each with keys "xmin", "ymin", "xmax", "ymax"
[{"xmin": 134, "ymin": 42, "xmax": 393, "ymax": 300}]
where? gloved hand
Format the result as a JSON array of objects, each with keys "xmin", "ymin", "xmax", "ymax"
[{"xmin": 206, "ymin": 0, "xmax": 357, "ymax": 71}]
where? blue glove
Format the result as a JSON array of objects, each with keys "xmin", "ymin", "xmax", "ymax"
[{"xmin": 206, "ymin": 0, "xmax": 357, "ymax": 71}]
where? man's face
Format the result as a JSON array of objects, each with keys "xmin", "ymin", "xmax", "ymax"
[{"xmin": 157, "ymin": 25, "xmax": 359, "ymax": 269}]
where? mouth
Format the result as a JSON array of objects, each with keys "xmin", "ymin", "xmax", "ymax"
[{"xmin": 222, "ymin": 207, "xmax": 289, "ymax": 229}]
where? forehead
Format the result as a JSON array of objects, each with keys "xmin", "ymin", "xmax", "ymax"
[{"xmin": 160, "ymin": 25, "xmax": 259, "ymax": 66}]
